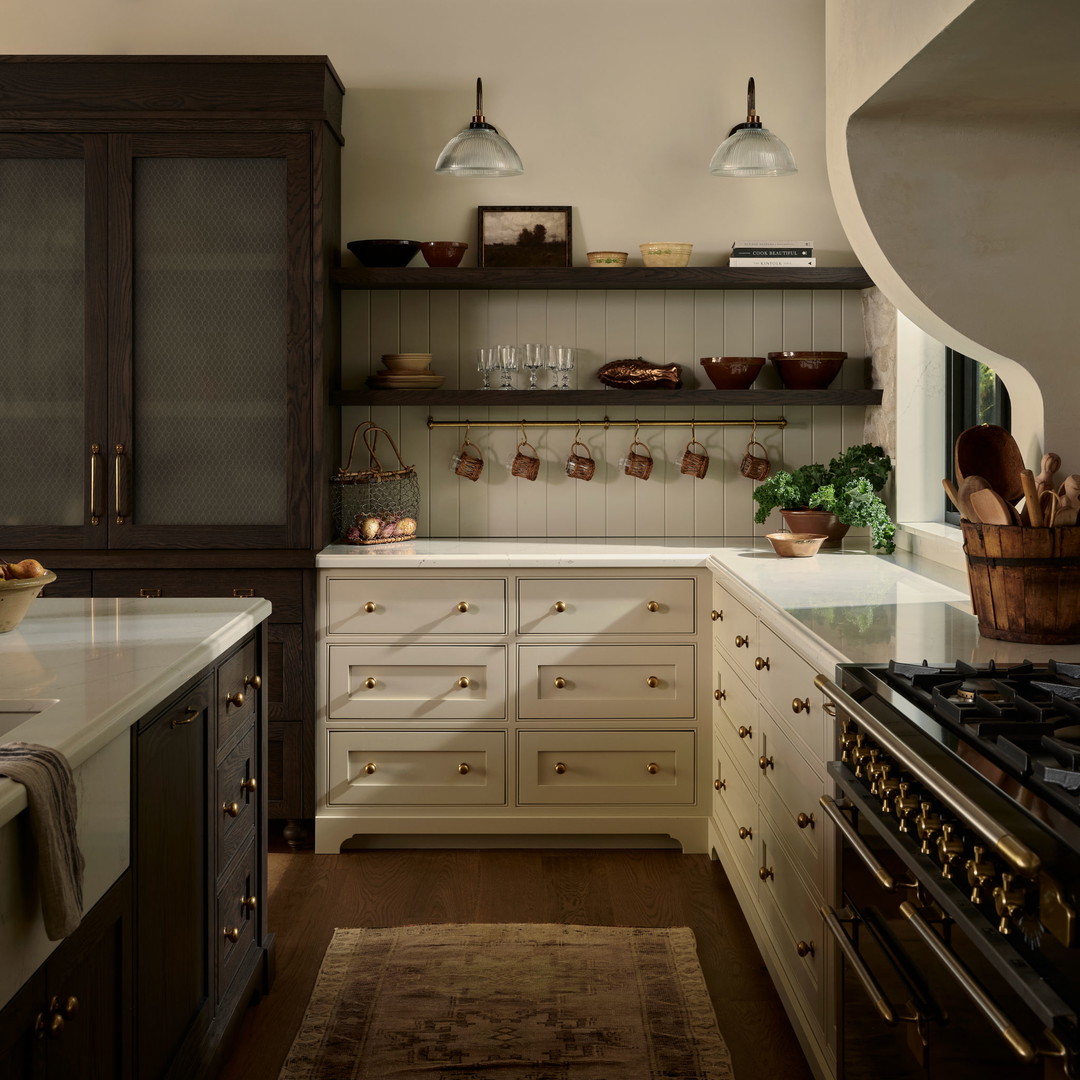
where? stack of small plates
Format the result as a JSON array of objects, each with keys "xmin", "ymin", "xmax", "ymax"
[{"xmin": 367, "ymin": 352, "xmax": 444, "ymax": 389}]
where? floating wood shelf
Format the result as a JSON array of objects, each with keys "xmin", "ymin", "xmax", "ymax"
[
  {"xmin": 331, "ymin": 266, "xmax": 874, "ymax": 291},
  {"xmin": 333, "ymin": 388, "xmax": 884, "ymax": 407}
]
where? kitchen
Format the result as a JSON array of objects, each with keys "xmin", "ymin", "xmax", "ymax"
[{"xmin": 2, "ymin": 2, "xmax": 1079, "ymax": 1078}]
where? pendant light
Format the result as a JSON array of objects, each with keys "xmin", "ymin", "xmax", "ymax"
[
  {"xmin": 435, "ymin": 77, "xmax": 523, "ymax": 177},
  {"xmin": 709, "ymin": 77, "xmax": 797, "ymax": 177}
]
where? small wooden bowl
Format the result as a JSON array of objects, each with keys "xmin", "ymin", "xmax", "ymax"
[{"xmin": 765, "ymin": 532, "xmax": 828, "ymax": 558}]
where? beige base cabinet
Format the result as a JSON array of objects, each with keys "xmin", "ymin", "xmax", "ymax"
[
  {"xmin": 708, "ymin": 573, "xmax": 840, "ymax": 1080},
  {"xmin": 316, "ymin": 567, "xmax": 710, "ymax": 853}
]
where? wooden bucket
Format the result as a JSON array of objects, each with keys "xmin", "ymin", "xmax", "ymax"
[{"xmin": 961, "ymin": 521, "xmax": 1080, "ymax": 643}]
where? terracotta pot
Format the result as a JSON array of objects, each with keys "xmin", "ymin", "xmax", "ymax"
[{"xmin": 779, "ymin": 509, "xmax": 850, "ymax": 547}]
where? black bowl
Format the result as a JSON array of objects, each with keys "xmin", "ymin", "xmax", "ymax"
[{"xmin": 347, "ymin": 239, "xmax": 421, "ymax": 268}]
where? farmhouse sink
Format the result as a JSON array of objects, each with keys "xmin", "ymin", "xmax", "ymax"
[{"xmin": 0, "ymin": 699, "xmax": 59, "ymax": 739}]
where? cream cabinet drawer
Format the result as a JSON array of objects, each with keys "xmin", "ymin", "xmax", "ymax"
[
  {"xmin": 711, "ymin": 580, "xmax": 758, "ymax": 684},
  {"xmin": 326, "ymin": 730, "xmax": 506, "ymax": 805},
  {"xmin": 518, "ymin": 730, "xmax": 695, "ymax": 804},
  {"xmin": 758, "ymin": 622, "xmax": 827, "ymax": 765},
  {"xmin": 327, "ymin": 644, "xmax": 506, "ymax": 719},
  {"xmin": 518, "ymin": 577, "xmax": 695, "ymax": 635},
  {"xmin": 517, "ymin": 644, "xmax": 695, "ymax": 719},
  {"xmin": 713, "ymin": 649, "xmax": 760, "ymax": 779},
  {"xmin": 325, "ymin": 575, "xmax": 507, "ymax": 636},
  {"xmin": 712, "ymin": 729, "xmax": 759, "ymax": 878}
]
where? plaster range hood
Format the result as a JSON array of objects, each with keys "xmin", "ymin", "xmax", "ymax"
[{"xmin": 827, "ymin": 0, "xmax": 1080, "ymax": 451}]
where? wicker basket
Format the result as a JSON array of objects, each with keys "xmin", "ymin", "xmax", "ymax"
[
  {"xmin": 639, "ymin": 242, "xmax": 692, "ymax": 267},
  {"xmin": 739, "ymin": 439, "xmax": 772, "ymax": 480},
  {"xmin": 331, "ymin": 422, "xmax": 420, "ymax": 544},
  {"xmin": 679, "ymin": 440, "xmax": 709, "ymax": 479},
  {"xmin": 565, "ymin": 440, "xmax": 596, "ymax": 481},
  {"xmin": 623, "ymin": 439, "xmax": 654, "ymax": 480}
]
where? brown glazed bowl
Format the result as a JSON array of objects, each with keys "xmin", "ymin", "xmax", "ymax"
[
  {"xmin": 419, "ymin": 241, "xmax": 468, "ymax": 267},
  {"xmin": 699, "ymin": 356, "xmax": 765, "ymax": 390},
  {"xmin": 768, "ymin": 351, "xmax": 847, "ymax": 390},
  {"xmin": 347, "ymin": 239, "xmax": 421, "ymax": 267}
]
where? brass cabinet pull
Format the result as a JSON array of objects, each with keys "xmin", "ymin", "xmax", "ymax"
[
  {"xmin": 553, "ymin": 676, "xmax": 567, "ymax": 689},
  {"xmin": 457, "ymin": 676, "xmax": 471, "ymax": 689},
  {"xmin": 139, "ymin": 588, "xmax": 162, "ymax": 598},
  {"xmin": 554, "ymin": 762, "xmax": 567, "ymax": 774},
  {"xmin": 821, "ymin": 905, "xmax": 897, "ymax": 1024},
  {"xmin": 792, "ymin": 696, "xmax": 811, "ymax": 714},
  {"xmin": 796, "ymin": 812, "xmax": 815, "ymax": 830},
  {"xmin": 737, "ymin": 725, "xmax": 752, "ymax": 739},
  {"xmin": 711, "ymin": 609, "xmax": 722, "ymax": 621},
  {"xmin": 48, "ymin": 995, "xmax": 77, "ymax": 1020},
  {"xmin": 758, "ymin": 754, "xmax": 774, "ymax": 772},
  {"xmin": 48, "ymin": 1013, "xmax": 65, "ymax": 1037},
  {"xmin": 241, "ymin": 895, "xmax": 258, "ymax": 912},
  {"xmin": 759, "ymin": 865, "xmax": 774, "ymax": 882},
  {"xmin": 755, "ymin": 655, "xmax": 771, "ymax": 671},
  {"xmin": 457, "ymin": 601, "xmax": 470, "ymax": 612},
  {"xmin": 796, "ymin": 940, "xmax": 815, "ymax": 958},
  {"xmin": 737, "ymin": 825, "xmax": 752, "ymax": 840},
  {"xmin": 734, "ymin": 634, "xmax": 749, "ymax": 648},
  {"xmin": 363, "ymin": 762, "xmax": 376, "ymax": 775},
  {"xmin": 223, "ymin": 801, "xmax": 240, "ymax": 818},
  {"xmin": 363, "ymin": 601, "xmax": 377, "ymax": 613},
  {"xmin": 171, "ymin": 707, "xmax": 199, "ymax": 728},
  {"xmin": 553, "ymin": 601, "xmax": 567, "ymax": 612},
  {"xmin": 646, "ymin": 762, "xmax": 659, "ymax": 774},
  {"xmin": 714, "ymin": 688, "xmax": 726, "ymax": 701},
  {"xmin": 244, "ymin": 674, "xmax": 262, "ymax": 691},
  {"xmin": 714, "ymin": 778, "xmax": 726, "ymax": 791},
  {"xmin": 225, "ymin": 690, "xmax": 245, "ymax": 709},
  {"xmin": 224, "ymin": 926, "xmax": 240, "ymax": 943},
  {"xmin": 646, "ymin": 600, "xmax": 660, "ymax": 612},
  {"xmin": 458, "ymin": 762, "xmax": 471, "ymax": 775},
  {"xmin": 114, "ymin": 443, "xmax": 127, "ymax": 524},
  {"xmin": 232, "ymin": 587, "xmax": 255, "ymax": 598},
  {"xmin": 241, "ymin": 777, "xmax": 257, "ymax": 793},
  {"xmin": 645, "ymin": 675, "xmax": 660, "ymax": 688},
  {"xmin": 363, "ymin": 677, "xmax": 377, "ymax": 690},
  {"xmin": 89, "ymin": 443, "xmax": 102, "ymax": 525}
]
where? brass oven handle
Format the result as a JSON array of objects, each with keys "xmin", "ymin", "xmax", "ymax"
[
  {"xmin": 815, "ymin": 674, "xmax": 1041, "ymax": 878},
  {"xmin": 819, "ymin": 794, "xmax": 896, "ymax": 891},
  {"xmin": 89, "ymin": 443, "xmax": 102, "ymax": 525},
  {"xmin": 820, "ymin": 905, "xmax": 897, "ymax": 1025},
  {"xmin": 114, "ymin": 443, "xmax": 127, "ymax": 524},
  {"xmin": 900, "ymin": 900, "xmax": 1037, "ymax": 1063}
]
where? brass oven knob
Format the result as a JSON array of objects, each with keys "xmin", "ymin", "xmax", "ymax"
[
  {"xmin": 646, "ymin": 601, "xmax": 660, "ymax": 612},
  {"xmin": 796, "ymin": 812, "xmax": 815, "ymax": 830},
  {"xmin": 965, "ymin": 845, "xmax": 996, "ymax": 904},
  {"xmin": 936, "ymin": 823, "xmax": 966, "ymax": 879},
  {"xmin": 363, "ymin": 601, "xmax": 377, "ymax": 613},
  {"xmin": 646, "ymin": 762, "xmax": 659, "ymax": 774},
  {"xmin": 894, "ymin": 782, "xmax": 919, "ymax": 833},
  {"xmin": 364, "ymin": 677, "xmax": 377, "ymax": 690},
  {"xmin": 244, "ymin": 673, "xmax": 262, "ymax": 690},
  {"xmin": 791, "ymin": 697, "xmax": 810, "ymax": 714},
  {"xmin": 737, "ymin": 826, "xmax": 752, "ymax": 840},
  {"xmin": 554, "ymin": 762, "xmax": 567, "ymax": 774},
  {"xmin": 225, "ymin": 690, "xmax": 245, "ymax": 709},
  {"xmin": 877, "ymin": 774, "xmax": 900, "ymax": 812},
  {"xmin": 458, "ymin": 762, "xmax": 471, "ymax": 775},
  {"xmin": 224, "ymin": 927, "xmax": 240, "ymax": 943},
  {"xmin": 553, "ymin": 601, "xmax": 567, "ymax": 612},
  {"xmin": 992, "ymin": 873, "xmax": 1028, "ymax": 934},
  {"xmin": 714, "ymin": 688, "xmax": 726, "ymax": 701},
  {"xmin": 758, "ymin": 865, "xmax": 774, "ymax": 882},
  {"xmin": 554, "ymin": 676, "xmax": 567, "ymax": 689},
  {"xmin": 754, "ymin": 656, "xmax": 770, "ymax": 671},
  {"xmin": 758, "ymin": 754, "xmax": 774, "ymax": 772},
  {"xmin": 223, "ymin": 801, "xmax": 240, "ymax": 818},
  {"xmin": 646, "ymin": 675, "xmax": 660, "ymax": 688},
  {"xmin": 734, "ymin": 634, "xmax": 749, "ymax": 649},
  {"xmin": 363, "ymin": 762, "xmax": 376, "ymax": 775},
  {"xmin": 714, "ymin": 778, "xmax": 726, "ymax": 791},
  {"xmin": 457, "ymin": 601, "xmax": 470, "ymax": 612},
  {"xmin": 711, "ymin": 609, "xmax": 722, "ymax": 622},
  {"xmin": 457, "ymin": 676, "xmax": 471, "ymax": 689},
  {"xmin": 916, "ymin": 801, "xmax": 942, "ymax": 855},
  {"xmin": 738, "ymin": 725, "xmax": 752, "ymax": 739},
  {"xmin": 795, "ymin": 941, "xmax": 814, "ymax": 958}
]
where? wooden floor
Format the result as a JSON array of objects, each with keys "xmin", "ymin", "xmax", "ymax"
[{"xmin": 217, "ymin": 843, "xmax": 814, "ymax": 1080}]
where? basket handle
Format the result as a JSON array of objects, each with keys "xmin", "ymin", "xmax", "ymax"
[
  {"xmin": 745, "ymin": 439, "xmax": 769, "ymax": 456},
  {"xmin": 362, "ymin": 423, "xmax": 412, "ymax": 473},
  {"xmin": 339, "ymin": 421, "xmax": 378, "ymax": 475}
]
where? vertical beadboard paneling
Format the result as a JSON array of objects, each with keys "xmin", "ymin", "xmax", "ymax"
[
  {"xmin": 782, "ymin": 291, "xmax": 813, "ymax": 352},
  {"xmin": 430, "ymin": 291, "xmax": 461, "ymax": 389},
  {"xmin": 632, "ymin": 291, "xmax": 670, "ymax": 536},
  {"xmin": 341, "ymin": 291, "xmax": 371, "ymax": 390},
  {"xmin": 724, "ymin": 405, "xmax": 759, "ymax": 536},
  {"xmin": 663, "ymin": 291, "xmax": 696, "ymax": 533},
  {"xmin": 694, "ymin": 291, "xmax": 726, "ymax": 378},
  {"xmin": 573, "ymin": 293, "xmax": 608, "ymax": 533}
]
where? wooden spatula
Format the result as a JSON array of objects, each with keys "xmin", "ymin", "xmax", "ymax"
[{"xmin": 969, "ymin": 486, "xmax": 1020, "ymax": 526}]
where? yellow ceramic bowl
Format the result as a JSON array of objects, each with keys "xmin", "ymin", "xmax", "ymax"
[{"xmin": 0, "ymin": 569, "xmax": 57, "ymax": 633}]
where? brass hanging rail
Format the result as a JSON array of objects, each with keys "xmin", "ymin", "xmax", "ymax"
[{"xmin": 426, "ymin": 415, "xmax": 788, "ymax": 430}]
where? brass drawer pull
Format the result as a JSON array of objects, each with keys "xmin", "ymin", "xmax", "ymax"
[
  {"xmin": 241, "ymin": 895, "xmax": 258, "ymax": 912},
  {"xmin": 89, "ymin": 442, "xmax": 102, "ymax": 525},
  {"xmin": 711, "ymin": 609, "xmax": 722, "ymax": 621},
  {"xmin": 363, "ymin": 762, "xmax": 376, "ymax": 775},
  {"xmin": 114, "ymin": 443, "xmax": 127, "ymax": 524},
  {"xmin": 758, "ymin": 754, "xmax": 774, "ymax": 772},
  {"xmin": 363, "ymin": 601, "xmax": 377, "ymax": 613},
  {"xmin": 553, "ymin": 601, "xmax": 567, "ymax": 612},
  {"xmin": 241, "ymin": 777, "xmax": 257, "ymax": 793},
  {"xmin": 646, "ymin": 600, "xmax": 660, "ymax": 612},
  {"xmin": 759, "ymin": 865, "xmax": 774, "ymax": 882},
  {"xmin": 225, "ymin": 690, "xmax": 245, "ymax": 708},
  {"xmin": 737, "ymin": 725, "xmax": 752, "ymax": 739},
  {"xmin": 363, "ymin": 677, "xmax": 377, "ymax": 690},
  {"xmin": 737, "ymin": 825, "xmax": 752, "ymax": 840},
  {"xmin": 553, "ymin": 676, "xmax": 567, "ymax": 689},
  {"xmin": 796, "ymin": 940, "xmax": 815, "ymax": 958},
  {"xmin": 734, "ymin": 634, "xmax": 749, "ymax": 648},
  {"xmin": 797, "ymin": 812, "xmax": 815, "ymax": 829},
  {"xmin": 755, "ymin": 655, "xmax": 770, "ymax": 671},
  {"xmin": 456, "ymin": 601, "xmax": 470, "ymax": 613},
  {"xmin": 646, "ymin": 675, "xmax": 660, "ymax": 688},
  {"xmin": 714, "ymin": 688, "xmax": 725, "ymax": 701},
  {"xmin": 232, "ymin": 587, "xmax": 255, "ymax": 598},
  {"xmin": 244, "ymin": 673, "xmax": 262, "ymax": 691},
  {"xmin": 714, "ymin": 778, "xmax": 726, "ymax": 791},
  {"xmin": 223, "ymin": 926, "xmax": 240, "ymax": 943},
  {"xmin": 646, "ymin": 762, "xmax": 659, "ymax": 774},
  {"xmin": 171, "ymin": 707, "xmax": 199, "ymax": 728},
  {"xmin": 554, "ymin": 761, "xmax": 567, "ymax": 774},
  {"xmin": 223, "ymin": 801, "xmax": 240, "ymax": 818},
  {"xmin": 457, "ymin": 676, "xmax": 472, "ymax": 689},
  {"xmin": 458, "ymin": 762, "xmax": 471, "ymax": 775},
  {"xmin": 139, "ymin": 588, "xmax": 161, "ymax": 598},
  {"xmin": 792, "ymin": 696, "xmax": 811, "ymax": 714}
]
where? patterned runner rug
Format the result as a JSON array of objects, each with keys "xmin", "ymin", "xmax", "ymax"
[{"xmin": 278, "ymin": 922, "xmax": 735, "ymax": 1079}]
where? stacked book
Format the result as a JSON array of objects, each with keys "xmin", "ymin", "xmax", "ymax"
[{"xmin": 729, "ymin": 242, "xmax": 815, "ymax": 267}]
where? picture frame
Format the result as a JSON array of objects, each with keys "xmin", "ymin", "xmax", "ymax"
[{"xmin": 478, "ymin": 206, "xmax": 572, "ymax": 268}]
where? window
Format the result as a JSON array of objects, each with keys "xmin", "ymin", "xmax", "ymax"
[{"xmin": 945, "ymin": 349, "xmax": 1011, "ymax": 522}]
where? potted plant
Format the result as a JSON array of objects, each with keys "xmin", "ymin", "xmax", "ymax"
[{"xmin": 751, "ymin": 443, "xmax": 896, "ymax": 553}]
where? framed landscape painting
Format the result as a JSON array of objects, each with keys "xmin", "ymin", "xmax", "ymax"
[{"xmin": 478, "ymin": 206, "xmax": 572, "ymax": 268}]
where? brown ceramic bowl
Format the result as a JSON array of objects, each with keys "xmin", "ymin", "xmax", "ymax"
[
  {"xmin": 347, "ymin": 239, "xmax": 421, "ymax": 267},
  {"xmin": 419, "ymin": 241, "xmax": 468, "ymax": 268},
  {"xmin": 768, "ymin": 351, "xmax": 847, "ymax": 390},
  {"xmin": 699, "ymin": 356, "xmax": 765, "ymax": 390},
  {"xmin": 764, "ymin": 533, "xmax": 828, "ymax": 558}
]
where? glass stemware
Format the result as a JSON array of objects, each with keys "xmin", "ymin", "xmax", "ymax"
[
  {"xmin": 477, "ymin": 347, "xmax": 497, "ymax": 390},
  {"xmin": 496, "ymin": 344, "xmax": 518, "ymax": 390},
  {"xmin": 547, "ymin": 345, "xmax": 574, "ymax": 389},
  {"xmin": 522, "ymin": 343, "xmax": 545, "ymax": 390}
]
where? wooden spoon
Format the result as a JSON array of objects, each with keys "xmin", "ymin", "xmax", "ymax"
[
  {"xmin": 942, "ymin": 478, "xmax": 964, "ymax": 514},
  {"xmin": 1036, "ymin": 452, "xmax": 1062, "ymax": 494},
  {"xmin": 954, "ymin": 424, "xmax": 1025, "ymax": 504},
  {"xmin": 956, "ymin": 474, "xmax": 995, "ymax": 522},
  {"xmin": 969, "ymin": 486, "xmax": 1020, "ymax": 526},
  {"xmin": 1020, "ymin": 468, "xmax": 1043, "ymax": 526}
]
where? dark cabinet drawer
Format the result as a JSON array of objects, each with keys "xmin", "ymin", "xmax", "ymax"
[
  {"xmin": 216, "ymin": 840, "xmax": 259, "ymax": 1002},
  {"xmin": 217, "ymin": 725, "xmax": 257, "ymax": 878},
  {"xmin": 217, "ymin": 637, "xmax": 260, "ymax": 753}
]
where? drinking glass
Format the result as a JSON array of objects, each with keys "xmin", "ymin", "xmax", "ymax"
[
  {"xmin": 547, "ymin": 345, "xmax": 575, "ymax": 389},
  {"xmin": 496, "ymin": 344, "xmax": 518, "ymax": 390},
  {"xmin": 522, "ymin": 343, "xmax": 545, "ymax": 390},
  {"xmin": 476, "ymin": 347, "xmax": 497, "ymax": 390}
]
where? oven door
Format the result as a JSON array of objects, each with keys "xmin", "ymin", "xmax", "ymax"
[{"xmin": 823, "ymin": 784, "xmax": 1074, "ymax": 1079}]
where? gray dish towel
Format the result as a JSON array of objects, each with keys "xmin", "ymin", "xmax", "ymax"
[{"xmin": 0, "ymin": 742, "xmax": 86, "ymax": 940}]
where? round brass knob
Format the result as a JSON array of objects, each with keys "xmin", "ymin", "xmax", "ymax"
[
  {"xmin": 223, "ymin": 801, "xmax": 240, "ymax": 818},
  {"xmin": 796, "ymin": 940, "xmax": 815, "ymax": 958},
  {"xmin": 554, "ymin": 676, "xmax": 567, "ymax": 689},
  {"xmin": 714, "ymin": 778, "xmax": 726, "ymax": 791},
  {"xmin": 759, "ymin": 865, "xmax": 774, "ymax": 882},
  {"xmin": 244, "ymin": 674, "xmax": 262, "ymax": 691},
  {"xmin": 738, "ymin": 725, "xmax": 752, "ymax": 739},
  {"xmin": 758, "ymin": 755, "xmax": 774, "ymax": 772},
  {"xmin": 241, "ymin": 777, "xmax": 257, "ymax": 793},
  {"xmin": 49, "ymin": 1013, "xmax": 65, "ymax": 1037},
  {"xmin": 363, "ymin": 601, "xmax": 377, "ymax": 613},
  {"xmin": 457, "ymin": 601, "xmax": 470, "ymax": 613},
  {"xmin": 224, "ymin": 926, "xmax": 240, "ymax": 943},
  {"xmin": 241, "ymin": 895, "xmax": 258, "ymax": 912},
  {"xmin": 791, "ymin": 697, "xmax": 810, "ymax": 714},
  {"xmin": 755, "ymin": 656, "xmax": 770, "ymax": 671},
  {"xmin": 711, "ymin": 610, "xmax": 722, "ymax": 622},
  {"xmin": 554, "ymin": 762, "xmax": 567, "ymax": 774},
  {"xmin": 796, "ymin": 812, "xmax": 815, "ymax": 830},
  {"xmin": 737, "ymin": 826, "xmax": 752, "ymax": 840},
  {"xmin": 363, "ymin": 762, "xmax": 376, "ymax": 775},
  {"xmin": 62, "ymin": 996, "xmax": 78, "ymax": 1019},
  {"xmin": 458, "ymin": 762, "xmax": 470, "ymax": 775},
  {"xmin": 457, "ymin": 676, "xmax": 471, "ymax": 689},
  {"xmin": 714, "ymin": 688, "xmax": 726, "ymax": 701},
  {"xmin": 225, "ymin": 690, "xmax": 245, "ymax": 708},
  {"xmin": 646, "ymin": 762, "xmax": 659, "ymax": 774},
  {"xmin": 734, "ymin": 634, "xmax": 748, "ymax": 648},
  {"xmin": 553, "ymin": 601, "xmax": 567, "ymax": 613},
  {"xmin": 646, "ymin": 601, "xmax": 660, "ymax": 612},
  {"xmin": 363, "ymin": 677, "xmax": 377, "ymax": 690},
  {"xmin": 646, "ymin": 675, "xmax": 659, "ymax": 688}
]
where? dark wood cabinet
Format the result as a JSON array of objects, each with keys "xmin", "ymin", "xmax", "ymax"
[{"xmin": 0, "ymin": 56, "xmax": 343, "ymax": 827}]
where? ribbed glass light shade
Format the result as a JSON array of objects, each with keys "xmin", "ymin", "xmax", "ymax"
[
  {"xmin": 435, "ymin": 124, "xmax": 524, "ymax": 177},
  {"xmin": 709, "ymin": 125, "xmax": 797, "ymax": 177}
]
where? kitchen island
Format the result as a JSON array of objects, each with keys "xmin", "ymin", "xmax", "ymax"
[{"xmin": 0, "ymin": 597, "xmax": 271, "ymax": 1079}]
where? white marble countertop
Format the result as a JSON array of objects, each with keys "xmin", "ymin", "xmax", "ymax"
[{"xmin": 0, "ymin": 597, "xmax": 271, "ymax": 829}]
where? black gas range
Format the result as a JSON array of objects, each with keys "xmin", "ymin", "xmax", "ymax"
[{"xmin": 818, "ymin": 659, "xmax": 1080, "ymax": 1079}]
